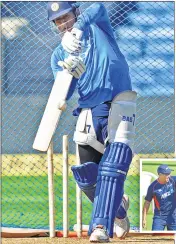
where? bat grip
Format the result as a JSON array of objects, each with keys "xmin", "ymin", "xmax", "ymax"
[
  {"xmin": 71, "ymin": 29, "xmax": 83, "ymax": 57},
  {"xmin": 72, "ymin": 28, "xmax": 83, "ymax": 40}
]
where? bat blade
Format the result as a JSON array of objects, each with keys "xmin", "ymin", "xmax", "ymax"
[{"xmin": 33, "ymin": 70, "xmax": 73, "ymax": 151}]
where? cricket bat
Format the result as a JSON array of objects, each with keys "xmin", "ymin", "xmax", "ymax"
[
  {"xmin": 33, "ymin": 29, "xmax": 82, "ymax": 152},
  {"xmin": 33, "ymin": 70, "xmax": 73, "ymax": 151}
]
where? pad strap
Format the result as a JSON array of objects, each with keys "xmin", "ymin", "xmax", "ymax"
[{"xmin": 73, "ymin": 131, "xmax": 104, "ymax": 153}]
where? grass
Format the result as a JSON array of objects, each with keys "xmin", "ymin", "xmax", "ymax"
[
  {"xmin": 2, "ymin": 154, "xmax": 174, "ymax": 231},
  {"xmin": 142, "ymin": 160, "xmax": 176, "ymax": 175},
  {"xmin": 2, "ymin": 175, "xmax": 139, "ymax": 230}
]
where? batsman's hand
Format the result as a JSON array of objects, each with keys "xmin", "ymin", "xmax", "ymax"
[
  {"xmin": 142, "ymin": 218, "xmax": 147, "ymax": 229},
  {"xmin": 58, "ymin": 56, "xmax": 86, "ymax": 79},
  {"xmin": 61, "ymin": 28, "xmax": 82, "ymax": 54}
]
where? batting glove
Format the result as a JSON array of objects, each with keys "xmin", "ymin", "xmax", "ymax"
[
  {"xmin": 61, "ymin": 28, "xmax": 83, "ymax": 54},
  {"xmin": 58, "ymin": 56, "xmax": 86, "ymax": 79}
]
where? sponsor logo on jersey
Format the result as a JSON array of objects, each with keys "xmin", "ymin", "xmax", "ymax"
[{"xmin": 161, "ymin": 188, "xmax": 174, "ymax": 199}]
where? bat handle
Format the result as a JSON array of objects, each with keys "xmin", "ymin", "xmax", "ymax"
[
  {"xmin": 71, "ymin": 29, "xmax": 83, "ymax": 58},
  {"xmin": 71, "ymin": 28, "xmax": 83, "ymax": 40}
]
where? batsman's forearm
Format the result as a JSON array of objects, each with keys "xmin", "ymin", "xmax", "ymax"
[
  {"xmin": 74, "ymin": 3, "xmax": 106, "ymax": 30},
  {"xmin": 142, "ymin": 208, "xmax": 147, "ymax": 221},
  {"xmin": 142, "ymin": 201, "xmax": 150, "ymax": 218}
]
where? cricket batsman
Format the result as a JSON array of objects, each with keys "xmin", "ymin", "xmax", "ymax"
[
  {"xmin": 47, "ymin": 2, "xmax": 137, "ymax": 242},
  {"xmin": 143, "ymin": 164, "xmax": 176, "ymax": 231}
]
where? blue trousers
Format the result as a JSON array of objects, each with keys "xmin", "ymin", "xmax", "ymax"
[{"xmin": 152, "ymin": 215, "xmax": 176, "ymax": 231}]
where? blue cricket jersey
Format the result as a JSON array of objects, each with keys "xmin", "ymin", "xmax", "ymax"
[
  {"xmin": 145, "ymin": 176, "xmax": 176, "ymax": 217},
  {"xmin": 51, "ymin": 3, "xmax": 132, "ymax": 109}
]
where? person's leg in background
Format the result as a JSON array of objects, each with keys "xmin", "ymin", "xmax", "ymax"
[{"xmin": 152, "ymin": 216, "xmax": 166, "ymax": 231}]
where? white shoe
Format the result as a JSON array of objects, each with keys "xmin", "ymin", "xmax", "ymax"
[
  {"xmin": 89, "ymin": 225, "xmax": 110, "ymax": 243},
  {"xmin": 114, "ymin": 194, "xmax": 130, "ymax": 238}
]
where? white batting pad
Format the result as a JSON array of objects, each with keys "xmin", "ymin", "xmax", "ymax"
[
  {"xmin": 73, "ymin": 109, "xmax": 104, "ymax": 153},
  {"xmin": 108, "ymin": 91, "xmax": 137, "ymax": 152}
]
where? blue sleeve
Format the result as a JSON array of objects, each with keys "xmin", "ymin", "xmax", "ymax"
[
  {"xmin": 171, "ymin": 176, "xmax": 176, "ymax": 183},
  {"xmin": 74, "ymin": 3, "xmax": 114, "ymax": 38},
  {"xmin": 145, "ymin": 184, "xmax": 154, "ymax": 202},
  {"xmin": 51, "ymin": 50, "xmax": 77, "ymax": 100}
]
